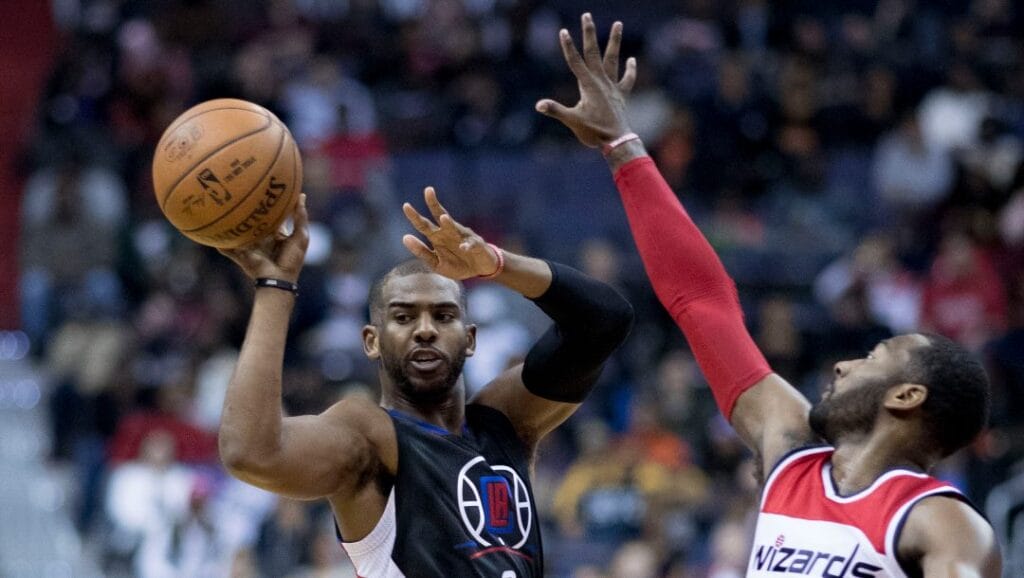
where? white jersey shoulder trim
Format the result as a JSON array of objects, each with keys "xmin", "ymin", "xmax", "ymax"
[
  {"xmin": 760, "ymin": 446, "xmax": 832, "ymax": 510},
  {"xmin": 884, "ymin": 486, "xmax": 963, "ymax": 560},
  {"xmin": 820, "ymin": 463, "xmax": 931, "ymax": 504},
  {"xmin": 341, "ymin": 489, "xmax": 407, "ymax": 578}
]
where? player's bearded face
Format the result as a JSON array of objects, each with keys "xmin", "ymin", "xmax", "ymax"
[
  {"xmin": 379, "ymin": 336, "xmax": 468, "ymax": 402},
  {"xmin": 809, "ymin": 374, "xmax": 891, "ymax": 444}
]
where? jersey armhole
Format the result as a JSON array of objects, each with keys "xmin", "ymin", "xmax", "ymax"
[
  {"xmin": 466, "ymin": 403, "xmax": 531, "ymax": 462},
  {"xmin": 337, "ymin": 489, "xmax": 398, "ymax": 552},
  {"xmin": 759, "ymin": 445, "xmax": 832, "ymax": 509},
  {"xmin": 888, "ymin": 489, "xmax": 974, "ymax": 576}
]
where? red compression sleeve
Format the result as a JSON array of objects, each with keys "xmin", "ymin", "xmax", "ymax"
[{"xmin": 614, "ymin": 157, "xmax": 772, "ymax": 420}]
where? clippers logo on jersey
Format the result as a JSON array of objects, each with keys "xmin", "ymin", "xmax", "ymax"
[
  {"xmin": 481, "ymin": 476, "xmax": 514, "ymax": 534},
  {"xmin": 457, "ymin": 457, "xmax": 533, "ymax": 554},
  {"xmin": 751, "ymin": 539, "xmax": 883, "ymax": 577}
]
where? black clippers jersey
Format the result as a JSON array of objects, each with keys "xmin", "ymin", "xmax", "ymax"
[{"xmin": 340, "ymin": 404, "xmax": 544, "ymax": 577}]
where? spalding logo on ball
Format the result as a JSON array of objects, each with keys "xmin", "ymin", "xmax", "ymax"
[{"xmin": 153, "ymin": 98, "xmax": 303, "ymax": 249}]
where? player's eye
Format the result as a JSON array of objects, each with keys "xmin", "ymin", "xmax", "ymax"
[
  {"xmin": 394, "ymin": 313, "xmax": 412, "ymax": 323},
  {"xmin": 436, "ymin": 312, "xmax": 455, "ymax": 322}
]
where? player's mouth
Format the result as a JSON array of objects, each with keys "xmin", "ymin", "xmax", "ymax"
[{"xmin": 408, "ymin": 348, "xmax": 445, "ymax": 373}]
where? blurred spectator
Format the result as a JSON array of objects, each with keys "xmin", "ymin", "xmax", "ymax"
[
  {"xmin": 815, "ymin": 234, "xmax": 922, "ymax": 333},
  {"xmin": 960, "ymin": 117, "xmax": 1023, "ymax": 200},
  {"xmin": 135, "ymin": 475, "xmax": 230, "ymax": 578},
  {"xmin": 872, "ymin": 110, "xmax": 954, "ymax": 216},
  {"xmin": 706, "ymin": 519, "xmax": 752, "ymax": 578},
  {"xmin": 607, "ymin": 540, "xmax": 660, "ymax": 578},
  {"xmin": 107, "ymin": 371, "xmax": 218, "ymax": 465},
  {"xmin": 920, "ymin": 231, "xmax": 1008, "ymax": 350},
  {"xmin": 104, "ymin": 430, "xmax": 195, "ymax": 568},
  {"xmin": 692, "ymin": 52, "xmax": 773, "ymax": 197},
  {"xmin": 461, "ymin": 284, "xmax": 531, "ymax": 394},
  {"xmin": 553, "ymin": 405, "xmax": 708, "ymax": 547},
  {"xmin": 650, "ymin": 349, "xmax": 716, "ymax": 466},
  {"xmin": 754, "ymin": 296, "xmax": 811, "ymax": 380},
  {"xmin": 985, "ymin": 270, "xmax": 1024, "ymax": 430},
  {"xmin": 815, "ymin": 284, "xmax": 893, "ymax": 365},
  {"xmin": 283, "ymin": 56, "xmax": 378, "ymax": 148},
  {"xmin": 256, "ymin": 498, "xmax": 317, "ymax": 577},
  {"xmin": 284, "ymin": 514, "xmax": 357, "ymax": 578},
  {"xmin": 918, "ymin": 62, "xmax": 991, "ymax": 153},
  {"xmin": 1001, "ymin": 188, "xmax": 1024, "ymax": 248},
  {"xmin": 20, "ymin": 156, "xmax": 126, "ymax": 347}
]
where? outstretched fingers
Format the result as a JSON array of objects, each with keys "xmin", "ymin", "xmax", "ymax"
[
  {"xmin": 559, "ymin": 28, "xmax": 590, "ymax": 82},
  {"xmin": 423, "ymin": 186, "xmax": 454, "ymax": 225},
  {"xmin": 402, "ymin": 202, "xmax": 439, "ymax": 237},
  {"xmin": 619, "ymin": 57, "xmax": 637, "ymax": 93},
  {"xmin": 603, "ymin": 21, "xmax": 623, "ymax": 81},
  {"xmin": 580, "ymin": 13, "xmax": 602, "ymax": 69},
  {"xmin": 535, "ymin": 98, "xmax": 575, "ymax": 122},
  {"xmin": 402, "ymin": 234, "xmax": 438, "ymax": 266},
  {"xmin": 289, "ymin": 193, "xmax": 310, "ymax": 246}
]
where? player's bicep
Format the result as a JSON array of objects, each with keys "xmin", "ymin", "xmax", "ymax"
[
  {"xmin": 901, "ymin": 496, "xmax": 1001, "ymax": 578},
  {"xmin": 471, "ymin": 364, "xmax": 580, "ymax": 449},
  {"xmin": 730, "ymin": 373, "xmax": 817, "ymax": 476},
  {"xmin": 226, "ymin": 399, "xmax": 393, "ymax": 500}
]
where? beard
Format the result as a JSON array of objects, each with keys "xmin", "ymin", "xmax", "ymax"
[
  {"xmin": 809, "ymin": 377, "xmax": 890, "ymax": 445},
  {"xmin": 379, "ymin": 342, "xmax": 468, "ymax": 405}
]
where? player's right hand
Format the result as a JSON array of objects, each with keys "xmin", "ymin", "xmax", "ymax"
[
  {"xmin": 535, "ymin": 13, "xmax": 637, "ymax": 149},
  {"xmin": 218, "ymin": 193, "xmax": 309, "ymax": 284}
]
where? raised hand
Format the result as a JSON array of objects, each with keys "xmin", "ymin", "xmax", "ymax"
[
  {"xmin": 402, "ymin": 187, "xmax": 500, "ymax": 281},
  {"xmin": 536, "ymin": 13, "xmax": 637, "ymax": 148},
  {"xmin": 219, "ymin": 194, "xmax": 310, "ymax": 284}
]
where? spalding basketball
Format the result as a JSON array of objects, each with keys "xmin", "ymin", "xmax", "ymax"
[{"xmin": 153, "ymin": 99, "xmax": 303, "ymax": 249}]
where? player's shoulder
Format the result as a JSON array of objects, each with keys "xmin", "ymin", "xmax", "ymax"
[
  {"xmin": 323, "ymin": 393, "xmax": 388, "ymax": 423},
  {"xmin": 898, "ymin": 493, "xmax": 999, "ymax": 574},
  {"xmin": 321, "ymin": 396, "xmax": 397, "ymax": 456}
]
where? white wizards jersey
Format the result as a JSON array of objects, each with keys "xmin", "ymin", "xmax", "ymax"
[{"xmin": 747, "ymin": 446, "xmax": 965, "ymax": 578}]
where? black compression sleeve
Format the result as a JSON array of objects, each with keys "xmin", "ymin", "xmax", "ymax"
[{"xmin": 521, "ymin": 261, "xmax": 634, "ymax": 403}]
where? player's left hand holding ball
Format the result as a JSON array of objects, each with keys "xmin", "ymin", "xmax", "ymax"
[
  {"xmin": 219, "ymin": 193, "xmax": 310, "ymax": 284},
  {"xmin": 402, "ymin": 187, "xmax": 501, "ymax": 281}
]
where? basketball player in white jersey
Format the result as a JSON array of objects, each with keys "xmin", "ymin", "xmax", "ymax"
[{"xmin": 537, "ymin": 13, "xmax": 1002, "ymax": 577}]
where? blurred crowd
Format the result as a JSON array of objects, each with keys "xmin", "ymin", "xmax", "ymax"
[{"xmin": 16, "ymin": 0, "xmax": 1024, "ymax": 576}]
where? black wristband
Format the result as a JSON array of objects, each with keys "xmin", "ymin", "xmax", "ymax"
[{"xmin": 255, "ymin": 277, "xmax": 299, "ymax": 296}]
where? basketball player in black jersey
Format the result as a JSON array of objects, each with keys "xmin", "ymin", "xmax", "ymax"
[{"xmin": 217, "ymin": 185, "xmax": 633, "ymax": 576}]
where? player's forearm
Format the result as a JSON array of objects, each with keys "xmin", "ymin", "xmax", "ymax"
[
  {"xmin": 611, "ymin": 154, "xmax": 771, "ymax": 419},
  {"xmin": 489, "ymin": 251, "xmax": 552, "ymax": 299},
  {"xmin": 521, "ymin": 261, "xmax": 634, "ymax": 402},
  {"xmin": 613, "ymin": 154, "xmax": 736, "ymax": 306},
  {"xmin": 219, "ymin": 289, "xmax": 293, "ymax": 472}
]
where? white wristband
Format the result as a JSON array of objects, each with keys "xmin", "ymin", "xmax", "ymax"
[{"xmin": 601, "ymin": 132, "xmax": 641, "ymax": 156}]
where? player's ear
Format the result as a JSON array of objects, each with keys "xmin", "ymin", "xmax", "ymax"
[
  {"xmin": 362, "ymin": 325, "xmax": 380, "ymax": 360},
  {"xmin": 464, "ymin": 324, "xmax": 477, "ymax": 358},
  {"xmin": 884, "ymin": 383, "xmax": 927, "ymax": 411}
]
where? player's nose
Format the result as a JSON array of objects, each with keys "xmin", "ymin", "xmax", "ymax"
[
  {"xmin": 413, "ymin": 315, "xmax": 438, "ymax": 342},
  {"xmin": 834, "ymin": 361, "xmax": 850, "ymax": 378}
]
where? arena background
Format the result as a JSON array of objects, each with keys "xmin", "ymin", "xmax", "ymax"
[{"xmin": 1, "ymin": 0, "xmax": 1023, "ymax": 576}]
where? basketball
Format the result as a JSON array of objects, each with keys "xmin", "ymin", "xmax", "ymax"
[{"xmin": 152, "ymin": 98, "xmax": 303, "ymax": 249}]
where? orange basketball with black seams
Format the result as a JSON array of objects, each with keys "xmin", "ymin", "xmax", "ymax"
[{"xmin": 153, "ymin": 98, "xmax": 303, "ymax": 249}]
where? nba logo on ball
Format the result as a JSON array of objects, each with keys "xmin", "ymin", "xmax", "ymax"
[
  {"xmin": 196, "ymin": 168, "xmax": 232, "ymax": 206},
  {"xmin": 152, "ymin": 98, "xmax": 303, "ymax": 249}
]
